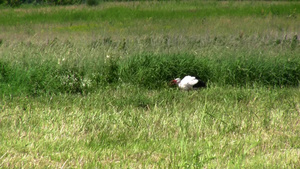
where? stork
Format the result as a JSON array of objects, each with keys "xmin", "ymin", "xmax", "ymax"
[{"xmin": 171, "ymin": 75, "xmax": 206, "ymax": 90}]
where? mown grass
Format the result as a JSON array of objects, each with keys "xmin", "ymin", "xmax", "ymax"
[{"xmin": 0, "ymin": 1, "xmax": 300, "ymax": 168}]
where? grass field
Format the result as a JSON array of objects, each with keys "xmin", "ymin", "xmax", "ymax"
[{"xmin": 0, "ymin": 1, "xmax": 300, "ymax": 168}]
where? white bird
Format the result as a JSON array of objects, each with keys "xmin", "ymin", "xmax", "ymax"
[{"xmin": 171, "ymin": 75, "xmax": 206, "ymax": 90}]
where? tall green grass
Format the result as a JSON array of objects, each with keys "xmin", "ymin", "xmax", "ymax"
[
  {"xmin": 1, "ymin": 51, "xmax": 299, "ymax": 96},
  {"xmin": 121, "ymin": 53, "xmax": 300, "ymax": 87}
]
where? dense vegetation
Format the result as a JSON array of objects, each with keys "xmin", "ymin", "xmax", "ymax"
[
  {"xmin": 1, "ymin": 51, "xmax": 300, "ymax": 96},
  {"xmin": 0, "ymin": 1, "xmax": 299, "ymax": 168}
]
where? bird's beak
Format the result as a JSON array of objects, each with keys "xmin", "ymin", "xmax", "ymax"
[{"xmin": 170, "ymin": 80, "xmax": 177, "ymax": 85}]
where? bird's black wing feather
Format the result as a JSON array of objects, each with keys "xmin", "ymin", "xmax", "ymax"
[
  {"xmin": 193, "ymin": 76, "xmax": 207, "ymax": 89},
  {"xmin": 194, "ymin": 80, "xmax": 206, "ymax": 88}
]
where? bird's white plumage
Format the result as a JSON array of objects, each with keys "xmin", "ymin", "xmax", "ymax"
[{"xmin": 175, "ymin": 75, "xmax": 199, "ymax": 90}]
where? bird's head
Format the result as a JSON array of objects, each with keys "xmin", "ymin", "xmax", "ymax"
[{"xmin": 170, "ymin": 78, "xmax": 181, "ymax": 85}]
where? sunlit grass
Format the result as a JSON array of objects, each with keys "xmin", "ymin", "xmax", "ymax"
[
  {"xmin": 1, "ymin": 86, "xmax": 299, "ymax": 168},
  {"xmin": 0, "ymin": 1, "xmax": 300, "ymax": 168}
]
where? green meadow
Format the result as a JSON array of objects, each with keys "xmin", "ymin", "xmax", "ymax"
[{"xmin": 0, "ymin": 1, "xmax": 300, "ymax": 168}]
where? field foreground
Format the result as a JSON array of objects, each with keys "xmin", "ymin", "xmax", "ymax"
[
  {"xmin": 1, "ymin": 86, "xmax": 300, "ymax": 168},
  {"xmin": 0, "ymin": 1, "xmax": 300, "ymax": 168}
]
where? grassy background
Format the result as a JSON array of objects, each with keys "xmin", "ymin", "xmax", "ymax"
[{"xmin": 0, "ymin": 1, "xmax": 300, "ymax": 168}]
